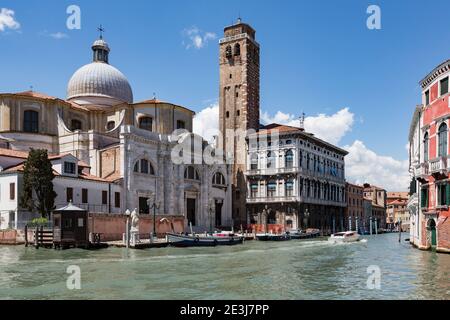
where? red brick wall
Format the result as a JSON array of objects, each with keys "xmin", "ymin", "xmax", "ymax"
[{"xmin": 0, "ymin": 230, "xmax": 17, "ymax": 244}]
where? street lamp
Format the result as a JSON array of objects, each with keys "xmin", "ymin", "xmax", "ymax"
[{"xmin": 147, "ymin": 193, "xmax": 160, "ymax": 240}]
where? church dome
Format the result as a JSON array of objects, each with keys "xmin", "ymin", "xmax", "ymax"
[{"xmin": 67, "ymin": 37, "xmax": 133, "ymax": 106}]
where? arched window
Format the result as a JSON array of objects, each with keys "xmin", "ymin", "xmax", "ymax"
[
  {"xmin": 184, "ymin": 166, "xmax": 200, "ymax": 180},
  {"xmin": 250, "ymin": 153, "xmax": 258, "ymax": 170},
  {"xmin": 423, "ymin": 132, "xmax": 429, "ymax": 162},
  {"xmin": 438, "ymin": 123, "xmax": 447, "ymax": 157},
  {"xmin": 234, "ymin": 43, "xmax": 240, "ymax": 56},
  {"xmin": 139, "ymin": 117, "xmax": 153, "ymax": 131},
  {"xmin": 23, "ymin": 110, "xmax": 39, "ymax": 133},
  {"xmin": 267, "ymin": 151, "xmax": 276, "ymax": 169},
  {"xmin": 225, "ymin": 45, "xmax": 232, "ymax": 58},
  {"xmin": 212, "ymin": 172, "xmax": 226, "ymax": 186},
  {"xmin": 250, "ymin": 183, "xmax": 258, "ymax": 198},
  {"xmin": 134, "ymin": 159, "xmax": 155, "ymax": 175},
  {"xmin": 285, "ymin": 149, "xmax": 294, "ymax": 168},
  {"xmin": 71, "ymin": 119, "xmax": 82, "ymax": 131},
  {"xmin": 106, "ymin": 121, "xmax": 115, "ymax": 131}
]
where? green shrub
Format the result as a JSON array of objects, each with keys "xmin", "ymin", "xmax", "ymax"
[{"xmin": 28, "ymin": 217, "xmax": 49, "ymax": 227}]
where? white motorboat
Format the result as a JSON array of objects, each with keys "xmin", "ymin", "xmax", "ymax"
[{"xmin": 328, "ymin": 231, "xmax": 360, "ymax": 243}]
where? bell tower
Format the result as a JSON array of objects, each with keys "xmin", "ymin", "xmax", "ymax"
[{"xmin": 219, "ymin": 19, "xmax": 260, "ymax": 226}]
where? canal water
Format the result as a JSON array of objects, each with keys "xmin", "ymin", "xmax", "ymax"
[{"xmin": 0, "ymin": 233, "xmax": 448, "ymax": 300}]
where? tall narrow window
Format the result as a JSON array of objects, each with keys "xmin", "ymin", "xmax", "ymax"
[
  {"xmin": 285, "ymin": 150, "xmax": 294, "ymax": 168},
  {"xmin": 102, "ymin": 191, "xmax": 108, "ymax": 205},
  {"xmin": 140, "ymin": 159, "xmax": 149, "ymax": 174},
  {"xmin": 267, "ymin": 181, "xmax": 277, "ymax": 198},
  {"xmin": 66, "ymin": 187, "xmax": 73, "ymax": 203},
  {"xmin": 115, "ymin": 192, "xmax": 121, "ymax": 208},
  {"xmin": 425, "ymin": 90, "xmax": 430, "ymax": 106},
  {"xmin": 267, "ymin": 151, "xmax": 276, "ymax": 169},
  {"xmin": 234, "ymin": 43, "xmax": 240, "ymax": 56},
  {"xmin": 139, "ymin": 117, "xmax": 153, "ymax": 131},
  {"xmin": 9, "ymin": 183, "xmax": 15, "ymax": 200},
  {"xmin": 420, "ymin": 188, "xmax": 428, "ymax": 208},
  {"xmin": 82, "ymin": 189, "xmax": 88, "ymax": 204},
  {"xmin": 250, "ymin": 153, "xmax": 258, "ymax": 170},
  {"xmin": 441, "ymin": 77, "xmax": 449, "ymax": 96},
  {"xmin": 285, "ymin": 180, "xmax": 294, "ymax": 196},
  {"xmin": 438, "ymin": 123, "xmax": 447, "ymax": 157},
  {"xmin": 225, "ymin": 45, "xmax": 232, "ymax": 58},
  {"xmin": 424, "ymin": 132, "xmax": 429, "ymax": 162},
  {"xmin": 23, "ymin": 110, "xmax": 39, "ymax": 133},
  {"xmin": 250, "ymin": 183, "xmax": 258, "ymax": 198}
]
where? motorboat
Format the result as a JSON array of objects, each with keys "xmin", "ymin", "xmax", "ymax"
[
  {"xmin": 166, "ymin": 233, "xmax": 243, "ymax": 247},
  {"xmin": 328, "ymin": 231, "xmax": 360, "ymax": 243},
  {"xmin": 287, "ymin": 229, "xmax": 321, "ymax": 239}
]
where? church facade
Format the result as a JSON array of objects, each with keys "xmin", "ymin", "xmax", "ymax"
[{"xmin": 0, "ymin": 35, "xmax": 232, "ymax": 231}]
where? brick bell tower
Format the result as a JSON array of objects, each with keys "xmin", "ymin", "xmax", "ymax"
[{"xmin": 219, "ymin": 19, "xmax": 260, "ymax": 227}]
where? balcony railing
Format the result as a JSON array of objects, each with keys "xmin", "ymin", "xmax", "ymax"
[
  {"xmin": 429, "ymin": 157, "xmax": 447, "ymax": 174},
  {"xmin": 246, "ymin": 196, "xmax": 298, "ymax": 203},
  {"xmin": 246, "ymin": 167, "xmax": 300, "ymax": 176}
]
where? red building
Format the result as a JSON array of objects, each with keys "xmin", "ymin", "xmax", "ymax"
[{"xmin": 410, "ymin": 59, "xmax": 450, "ymax": 253}]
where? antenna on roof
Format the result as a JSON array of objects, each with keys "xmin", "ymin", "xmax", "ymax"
[
  {"xmin": 237, "ymin": 13, "xmax": 242, "ymax": 24},
  {"xmin": 29, "ymin": 85, "xmax": 33, "ymax": 92},
  {"xmin": 299, "ymin": 112, "xmax": 305, "ymax": 131},
  {"xmin": 152, "ymin": 92, "xmax": 156, "ymax": 100}
]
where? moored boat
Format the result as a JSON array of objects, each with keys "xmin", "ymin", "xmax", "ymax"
[
  {"xmin": 328, "ymin": 231, "xmax": 360, "ymax": 244},
  {"xmin": 166, "ymin": 233, "xmax": 243, "ymax": 247},
  {"xmin": 255, "ymin": 233, "xmax": 291, "ymax": 241},
  {"xmin": 287, "ymin": 229, "xmax": 321, "ymax": 239}
]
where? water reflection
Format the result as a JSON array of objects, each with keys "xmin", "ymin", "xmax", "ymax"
[{"xmin": 0, "ymin": 233, "xmax": 448, "ymax": 300}]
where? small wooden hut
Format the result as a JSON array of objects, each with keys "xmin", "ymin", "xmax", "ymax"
[{"xmin": 53, "ymin": 202, "xmax": 89, "ymax": 249}]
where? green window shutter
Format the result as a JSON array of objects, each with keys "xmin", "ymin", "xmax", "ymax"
[{"xmin": 446, "ymin": 184, "xmax": 450, "ymax": 205}]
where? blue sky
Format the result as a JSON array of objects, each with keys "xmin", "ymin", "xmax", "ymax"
[{"xmin": 1, "ymin": 0, "xmax": 450, "ymax": 190}]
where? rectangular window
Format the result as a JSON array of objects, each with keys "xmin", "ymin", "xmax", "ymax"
[
  {"xmin": 82, "ymin": 189, "xmax": 88, "ymax": 204},
  {"xmin": 102, "ymin": 191, "xmax": 108, "ymax": 205},
  {"xmin": 425, "ymin": 90, "xmax": 430, "ymax": 106},
  {"xmin": 64, "ymin": 162, "xmax": 76, "ymax": 174},
  {"xmin": 114, "ymin": 192, "xmax": 120, "ymax": 208},
  {"xmin": 441, "ymin": 77, "xmax": 449, "ymax": 96},
  {"xmin": 66, "ymin": 187, "xmax": 73, "ymax": 203},
  {"xmin": 437, "ymin": 183, "xmax": 450, "ymax": 206},
  {"xmin": 250, "ymin": 184, "xmax": 258, "ymax": 198},
  {"xmin": 9, "ymin": 183, "xmax": 15, "ymax": 200},
  {"xmin": 420, "ymin": 188, "xmax": 428, "ymax": 208},
  {"xmin": 78, "ymin": 218, "xmax": 84, "ymax": 228}
]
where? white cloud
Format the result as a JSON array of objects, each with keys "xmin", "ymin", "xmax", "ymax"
[
  {"xmin": 50, "ymin": 32, "xmax": 69, "ymax": 39},
  {"xmin": 261, "ymin": 108, "xmax": 354, "ymax": 145},
  {"xmin": 344, "ymin": 140, "xmax": 409, "ymax": 191},
  {"xmin": 0, "ymin": 8, "xmax": 20, "ymax": 32},
  {"xmin": 193, "ymin": 104, "xmax": 409, "ymax": 191},
  {"xmin": 193, "ymin": 102, "xmax": 220, "ymax": 143},
  {"xmin": 182, "ymin": 26, "xmax": 216, "ymax": 49}
]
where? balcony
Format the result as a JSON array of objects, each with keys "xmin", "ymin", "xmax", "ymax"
[
  {"xmin": 246, "ymin": 167, "xmax": 300, "ymax": 176},
  {"xmin": 415, "ymin": 163, "xmax": 429, "ymax": 179},
  {"xmin": 429, "ymin": 157, "xmax": 447, "ymax": 175},
  {"xmin": 246, "ymin": 196, "xmax": 298, "ymax": 204}
]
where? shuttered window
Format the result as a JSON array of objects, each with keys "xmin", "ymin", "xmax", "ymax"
[{"xmin": 441, "ymin": 77, "xmax": 449, "ymax": 96}]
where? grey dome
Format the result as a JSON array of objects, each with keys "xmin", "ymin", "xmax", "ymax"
[
  {"xmin": 67, "ymin": 62, "xmax": 133, "ymax": 103},
  {"xmin": 67, "ymin": 62, "xmax": 133, "ymax": 104}
]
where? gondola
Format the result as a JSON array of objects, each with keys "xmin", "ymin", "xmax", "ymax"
[{"xmin": 166, "ymin": 233, "xmax": 244, "ymax": 247}]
